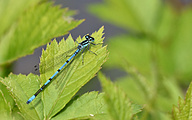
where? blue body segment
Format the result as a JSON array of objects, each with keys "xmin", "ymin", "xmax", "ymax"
[
  {"xmin": 26, "ymin": 35, "xmax": 97, "ymax": 104},
  {"xmin": 44, "ymin": 80, "xmax": 50, "ymax": 85},
  {"xmin": 27, "ymin": 95, "xmax": 35, "ymax": 104}
]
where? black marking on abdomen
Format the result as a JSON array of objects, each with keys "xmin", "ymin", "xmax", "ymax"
[
  {"xmin": 34, "ymin": 88, "xmax": 43, "ymax": 96},
  {"xmin": 41, "ymin": 85, "xmax": 46, "ymax": 90},
  {"xmin": 74, "ymin": 51, "xmax": 78, "ymax": 55}
]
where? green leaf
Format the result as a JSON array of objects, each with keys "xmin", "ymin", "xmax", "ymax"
[
  {"xmin": 105, "ymin": 35, "xmax": 152, "ymax": 76},
  {"xmin": 115, "ymin": 76, "xmax": 147, "ymax": 105},
  {"xmin": 155, "ymin": 6, "xmax": 192, "ymax": 81},
  {"xmin": 0, "ymin": 83, "xmax": 15, "ymax": 108},
  {"xmin": 0, "ymin": 89, "xmax": 12, "ymax": 120},
  {"xmin": 0, "ymin": 0, "xmax": 40, "ymax": 38},
  {"xmin": 52, "ymin": 92, "xmax": 108, "ymax": 120},
  {"xmin": 116, "ymin": 75, "xmax": 183, "ymax": 112},
  {"xmin": 89, "ymin": 0, "xmax": 192, "ymax": 119},
  {"xmin": 40, "ymin": 26, "xmax": 108, "ymax": 118},
  {"xmin": 156, "ymin": 4, "xmax": 177, "ymax": 42},
  {"xmin": 0, "ymin": 1, "xmax": 83, "ymax": 65},
  {"xmin": 0, "ymin": 73, "xmax": 43, "ymax": 120},
  {"xmin": 0, "ymin": 76, "xmax": 24, "ymax": 120},
  {"xmin": 88, "ymin": 0, "xmax": 161, "ymax": 33},
  {"xmin": 0, "ymin": 83, "xmax": 19, "ymax": 120},
  {"xmin": 172, "ymin": 8, "xmax": 192, "ymax": 81},
  {"xmin": 172, "ymin": 82, "xmax": 192, "ymax": 120},
  {"xmin": 98, "ymin": 72, "xmax": 142, "ymax": 120},
  {"xmin": 0, "ymin": 26, "xmax": 108, "ymax": 119}
]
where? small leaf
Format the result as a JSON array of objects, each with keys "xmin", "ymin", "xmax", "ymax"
[
  {"xmin": 172, "ymin": 82, "xmax": 192, "ymax": 120},
  {"xmin": 52, "ymin": 92, "xmax": 108, "ymax": 120},
  {"xmin": 98, "ymin": 72, "xmax": 142, "ymax": 120}
]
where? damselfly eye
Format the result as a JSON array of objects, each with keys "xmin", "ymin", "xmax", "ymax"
[
  {"xmin": 85, "ymin": 35, "xmax": 90, "ymax": 39},
  {"xmin": 89, "ymin": 37, "xmax": 94, "ymax": 41}
]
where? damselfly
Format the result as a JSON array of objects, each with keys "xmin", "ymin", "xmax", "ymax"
[{"xmin": 27, "ymin": 35, "xmax": 98, "ymax": 104}]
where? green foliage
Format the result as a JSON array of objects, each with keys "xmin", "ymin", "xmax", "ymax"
[
  {"xmin": 2, "ymin": 0, "xmax": 192, "ymax": 119},
  {"xmin": 88, "ymin": 0, "xmax": 160, "ymax": 33},
  {"xmin": 0, "ymin": 90, "xmax": 12, "ymax": 119},
  {"xmin": 98, "ymin": 72, "xmax": 142, "ymax": 120},
  {"xmin": 172, "ymin": 82, "xmax": 192, "ymax": 120},
  {"xmin": 89, "ymin": 0, "xmax": 192, "ymax": 82},
  {"xmin": 52, "ymin": 92, "xmax": 107, "ymax": 120},
  {"xmin": 89, "ymin": 0, "xmax": 192, "ymax": 119},
  {"xmin": 0, "ymin": 0, "xmax": 83, "ymax": 77},
  {"xmin": 0, "ymin": 0, "xmax": 39, "ymax": 38},
  {"xmin": 0, "ymin": 27, "xmax": 108, "ymax": 119}
]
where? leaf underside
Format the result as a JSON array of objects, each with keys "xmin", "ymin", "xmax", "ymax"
[{"xmin": 0, "ymin": 1, "xmax": 83, "ymax": 65}]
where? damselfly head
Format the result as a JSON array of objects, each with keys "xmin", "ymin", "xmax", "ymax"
[{"xmin": 85, "ymin": 35, "xmax": 94, "ymax": 42}]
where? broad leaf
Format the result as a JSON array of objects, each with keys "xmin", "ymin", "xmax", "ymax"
[
  {"xmin": 40, "ymin": 26, "xmax": 108, "ymax": 118},
  {"xmin": 0, "ymin": 73, "xmax": 43, "ymax": 120},
  {"xmin": 0, "ymin": 0, "xmax": 39, "ymax": 38},
  {"xmin": 52, "ymin": 92, "xmax": 108, "ymax": 120},
  {"xmin": 0, "ymin": 1, "xmax": 83, "ymax": 65}
]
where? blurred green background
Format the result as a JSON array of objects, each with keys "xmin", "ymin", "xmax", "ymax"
[{"xmin": 1, "ymin": 0, "xmax": 192, "ymax": 119}]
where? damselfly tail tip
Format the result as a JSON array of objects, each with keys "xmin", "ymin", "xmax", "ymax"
[
  {"xmin": 26, "ymin": 95, "xmax": 35, "ymax": 104},
  {"xmin": 26, "ymin": 100, "xmax": 31, "ymax": 104}
]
